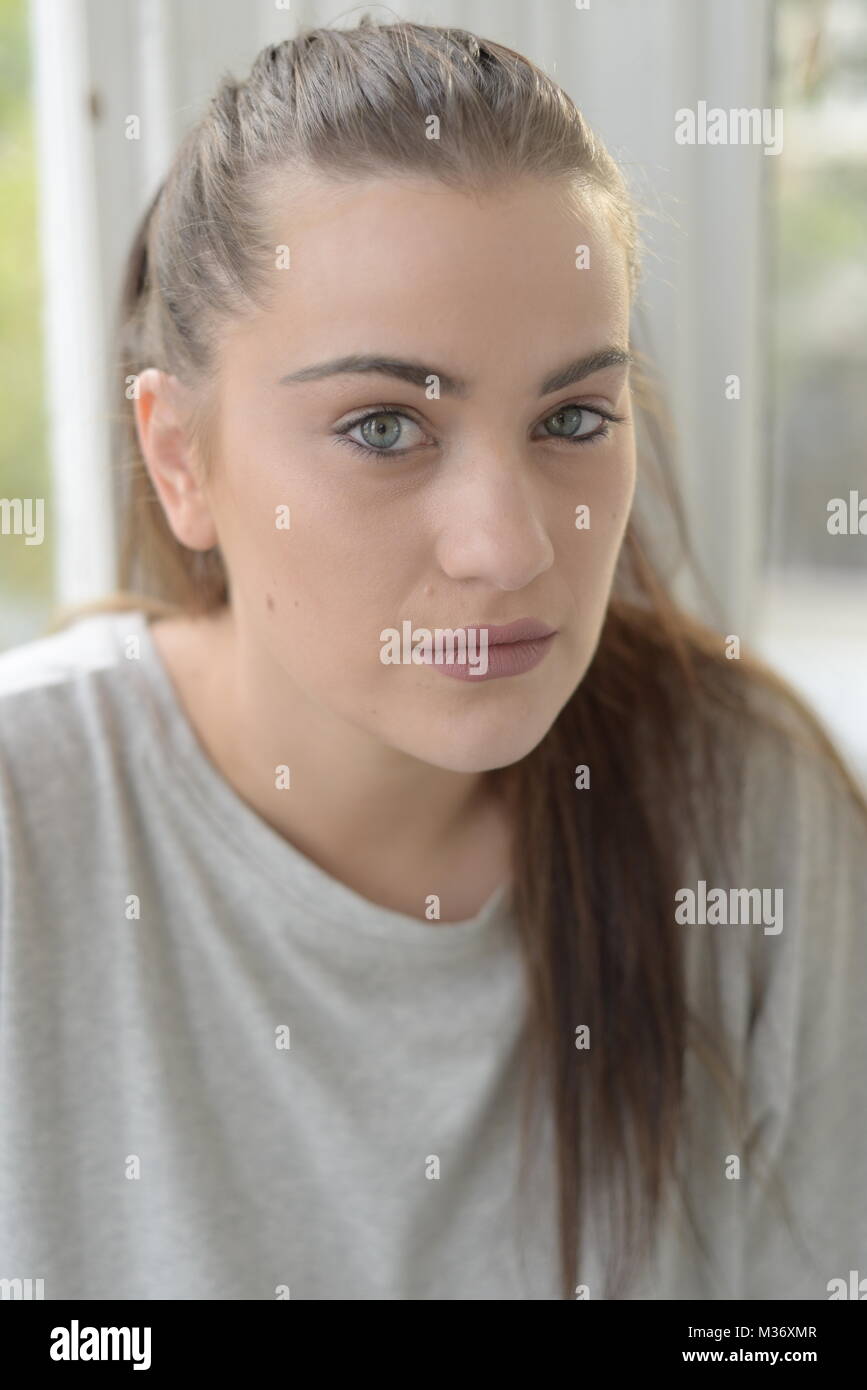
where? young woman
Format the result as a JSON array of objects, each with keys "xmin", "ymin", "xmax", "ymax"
[{"xmin": 1, "ymin": 19, "xmax": 865, "ymax": 1301}]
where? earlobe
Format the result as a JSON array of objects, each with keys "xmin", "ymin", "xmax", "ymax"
[{"xmin": 133, "ymin": 367, "xmax": 219, "ymax": 553}]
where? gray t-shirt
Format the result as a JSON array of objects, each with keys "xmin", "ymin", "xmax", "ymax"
[{"xmin": 0, "ymin": 610, "xmax": 865, "ymax": 1300}]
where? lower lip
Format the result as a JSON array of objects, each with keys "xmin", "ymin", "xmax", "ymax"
[{"xmin": 433, "ymin": 633, "xmax": 557, "ymax": 682}]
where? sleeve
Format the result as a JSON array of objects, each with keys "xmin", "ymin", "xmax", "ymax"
[{"xmin": 741, "ymin": 741, "xmax": 867, "ymax": 1300}]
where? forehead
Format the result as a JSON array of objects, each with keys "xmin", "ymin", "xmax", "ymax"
[{"xmin": 230, "ymin": 174, "xmax": 630, "ymax": 374}]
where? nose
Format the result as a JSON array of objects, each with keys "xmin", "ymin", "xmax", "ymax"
[{"xmin": 433, "ymin": 442, "xmax": 555, "ymax": 590}]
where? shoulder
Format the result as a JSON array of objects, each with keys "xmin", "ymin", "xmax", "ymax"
[
  {"xmin": 638, "ymin": 608, "xmax": 867, "ymax": 872},
  {"xmin": 741, "ymin": 691, "xmax": 867, "ymax": 1028},
  {"xmin": 0, "ymin": 608, "xmax": 149, "ymax": 801},
  {"xmin": 694, "ymin": 646, "xmax": 867, "ymax": 1090},
  {"xmin": 0, "ymin": 609, "xmax": 161, "ymax": 943},
  {"xmin": 681, "ymin": 630, "xmax": 867, "ymax": 923},
  {"xmin": 631, "ymin": 609, "xmax": 867, "ymax": 1025},
  {"xmin": 0, "ymin": 609, "xmax": 139, "ymax": 697},
  {"xmin": 621, "ymin": 604, "xmax": 867, "ymax": 889},
  {"xmin": 723, "ymin": 652, "xmax": 867, "ymax": 891},
  {"xmin": 717, "ymin": 664, "xmax": 867, "ymax": 1293}
]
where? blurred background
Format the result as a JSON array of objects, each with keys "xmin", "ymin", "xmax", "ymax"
[{"xmin": 1, "ymin": 0, "xmax": 865, "ymax": 773}]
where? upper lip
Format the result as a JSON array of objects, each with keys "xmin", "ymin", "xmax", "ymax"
[{"xmin": 469, "ymin": 619, "xmax": 558, "ymax": 645}]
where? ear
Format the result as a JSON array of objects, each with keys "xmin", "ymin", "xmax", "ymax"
[{"xmin": 132, "ymin": 368, "xmax": 219, "ymax": 551}]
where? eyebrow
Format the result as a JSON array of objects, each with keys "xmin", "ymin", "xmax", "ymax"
[{"xmin": 277, "ymin": 346, "xmax": 632, "ymax": 398}]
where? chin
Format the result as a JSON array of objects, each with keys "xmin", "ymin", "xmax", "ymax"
[{"xmin": 406, "ymin": 712, "xmax": 559, "ymax": 775}]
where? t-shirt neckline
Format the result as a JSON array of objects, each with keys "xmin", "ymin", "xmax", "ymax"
[{"xmin": 117, "ymin": 608, "xmax": 515, "ymax": 955}]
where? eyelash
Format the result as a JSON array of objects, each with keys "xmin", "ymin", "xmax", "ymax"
[{"xmin": 332, "ymin": 402, "xmax": 628, "ymax": 460}]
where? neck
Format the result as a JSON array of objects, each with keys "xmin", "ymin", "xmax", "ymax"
[{"xmin": 151, "ymin": 603, "xmax": 513, "ymax": 919}]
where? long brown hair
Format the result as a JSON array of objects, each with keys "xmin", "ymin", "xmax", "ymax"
[{"xmin": 50, "ymin": 17, "xmax": 867, "ymax": 1298}]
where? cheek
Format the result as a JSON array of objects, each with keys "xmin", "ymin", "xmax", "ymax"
[
  {"xmin": 269, "ymin": 519, "xmax": 411, "ymax": 615},
  {"xmin": 213, "ymin": 440, "xmax": 389, "ymax": 601},
  {"xmin": 559, "ymin": 439, "xmax": 635, "ymax": 536},
  {"xmin": 556, "ymin": 445, "xmax": 635, "ymax": 597},
  {"xmin": 208, "ymin": 437, "xmax": 421, "ymax": 696},
  {"xmin": 256, "ymin": 512, "xmax": 420, "ymax": 689}
]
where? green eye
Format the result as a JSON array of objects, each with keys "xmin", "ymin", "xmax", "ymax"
[
  {"xmin": 544, "ymin": 406, "xmax": 602, "ymax": 439},
  {"xmin": 358, "ymin": 413, "xmax": 403, "ymax": 450},
  {"xmin": 336, "ymin": 409, "xmax": 427, "ymax": 456},
  {"xmin": 333, "ymin": 402, "xmax": 626, "ymax": 462}
]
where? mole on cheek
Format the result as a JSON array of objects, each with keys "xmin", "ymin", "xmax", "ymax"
[{"xmin": 266, "ymin": 593, "xmax": 275, "ymax": 613}]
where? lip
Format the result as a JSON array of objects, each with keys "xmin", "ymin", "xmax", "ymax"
[
  {"xmin": 426, "ymin": 618, "xmax": 559, "ymax": 683},
  {"xmin": 479, "ymin": 618, "xmax": 558, "ymax": 645}
]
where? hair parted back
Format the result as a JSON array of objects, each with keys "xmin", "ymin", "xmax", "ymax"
[
  {"xmin": 115, "ymin": 16, "xmax": 642, "ymax": 612},
  {"xmin": 63, "ymin": 14, "xmax": 865, "ymax": 1300}
]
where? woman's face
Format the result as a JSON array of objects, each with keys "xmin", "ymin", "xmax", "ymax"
[{"xmin": 170, "ymin": 174, "xmax": 636, "ymax": 774}]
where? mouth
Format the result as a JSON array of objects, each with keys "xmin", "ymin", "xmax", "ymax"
[
  {"xmin": 427, "ymin": 618, "xmax": 559, "ymax": 683},
  {"xmin": 478, "ymin": 618, "xmax": 558, "ymax": 645}
]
